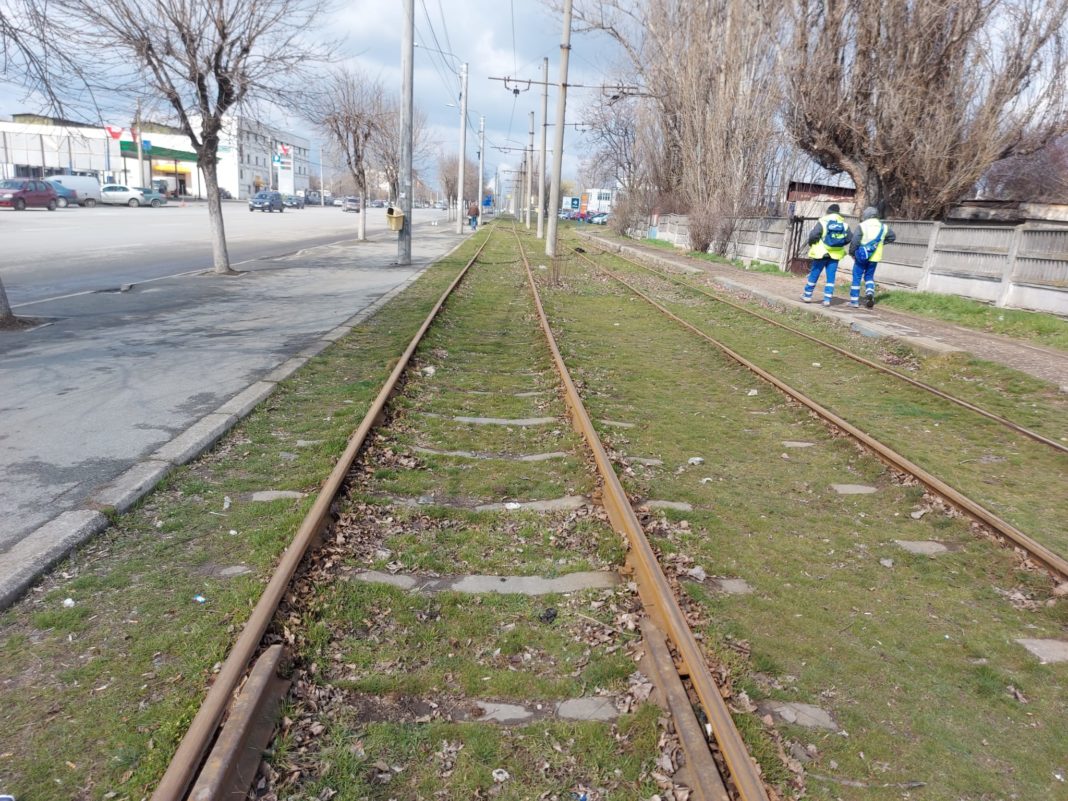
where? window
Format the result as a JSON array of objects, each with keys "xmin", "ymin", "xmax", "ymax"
[{"xmin": 598, "ymin": 191, "xmax": 611, "ymax": 201}]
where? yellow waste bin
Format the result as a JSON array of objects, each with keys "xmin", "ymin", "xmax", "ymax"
[{"xmin": 386, "ymin": 207, "xmax": 405, "ymax": 232}]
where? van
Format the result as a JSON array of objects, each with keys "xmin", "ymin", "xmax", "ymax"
[{"xmin": 50, "ymin": 175, "xmax": 101, "ymax": 207}]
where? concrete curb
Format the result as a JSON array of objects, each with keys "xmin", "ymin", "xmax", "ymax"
[
  {"xmin": 1, "ymin": 248, "xmax": 441, "ymax": 611},
  {"xmin": 0, "ymin": 510, "xmax": 109, "ymax": 609}
]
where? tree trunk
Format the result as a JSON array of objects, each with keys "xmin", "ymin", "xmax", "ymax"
[
  {"xmin": 0, "ymin": 276, "xmax": 14, "ymax": 323},
  {"xmin": 200, "ymin": 158, "xmax": 235, "ymax": 274},
  {"xmin": 358, "ymin": 190, "xmax": 367, "ymax": 241}
]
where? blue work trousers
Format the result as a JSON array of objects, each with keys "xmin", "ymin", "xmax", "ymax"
[
  {"xmin": 850, "ymin": 260, "xmax": 878, "ymax": 303},
  {"xmin": 803, "ymin": 256, "xmax": 839, "ymax": 302}
]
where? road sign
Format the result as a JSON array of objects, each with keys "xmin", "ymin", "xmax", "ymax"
[
  {"xmin": 141, "ymin": 139, "xmax": 152, "ymax": 153},
  {"xmin": 483, "ymin": 195, "xmax": 492, "ymax": 207},
  {"xmin": 571, "ymin": 197, "xmax": 579, "ymax": 209}
]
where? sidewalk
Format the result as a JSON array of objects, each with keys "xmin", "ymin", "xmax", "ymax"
[
  {"xmin": 584, "ymin": 232, "xmax": 1068, "ymax": 391},
  {"xmin": 0, "ymin": 227, "xmax": 467, "ymax": 608}
]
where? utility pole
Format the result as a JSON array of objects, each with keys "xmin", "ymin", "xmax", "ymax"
[
  {"xmin": 319, "ymin": 147, "xmax": 325, "ymax": 206},
  {"xmin": 478, "ymin": 115, "xmax": 485, "ymax": 227},
  {"xmin": 537, "ymin": 56, "xmax": 548, "ymax": 239},
  {"xmin": 546, "ymin": 0, "xmax": 573, "ymax": 258},
  {"xmin": 398, "ymin": 0, "xmax": 414, "ymax": 264},
  {"xmin": 134, "ymin": 98, "xmax": 144, "ymax": 189},
  {"xmin": 455, "ymin": 63, "xmax": 469, "ymax": 235},
  {"xmin": 526, "ymin": 110, "xmax": 534, "ymax": 229}
]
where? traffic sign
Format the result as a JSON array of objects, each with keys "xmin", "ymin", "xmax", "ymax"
[
  {"xmin": 141, "ymin": 139, "xmax": 152, "ymax": 152},
  {"xmin": 571, "ymin": 197, "xmax": 579, "ymax": 209}
]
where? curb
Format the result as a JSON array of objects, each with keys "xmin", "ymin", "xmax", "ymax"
[{"xmin": 0, "ymin": 256, "xmax": 436, "ymax": 612}]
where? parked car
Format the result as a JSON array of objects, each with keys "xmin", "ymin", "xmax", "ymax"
[
  {"xmin": 342, "ymin": 196, "xmax": 361, "ymax": 213},
  {"xmin": 49, "ymin": 175, "xmax": 101, "ymax": 206},
  {"xmin": 332, "ymin": 197, "xmax": 344, "ymax": 207},
  {"xmin": 283, "ymin": 194, "xmax": 305, "ymax": 209},
  {"xmin": 45, "ymin": 180, "xmax": 79, "ymax": 208},
  {"xmin": 588, "ymin": 212, "xmax": 609, "ymax": 225},
  {"xmin": 134, "ymin": 187, "xmax": 168, "ymax": 207},
  {"xmin": 249, "ymin": 190, "xmax": 284, "ymax": 212},
  {"xmin": 218, "ymin": 187, "xmax": 233, "ymax": 200},
  {"xmin": 304, "ymin": 191, "xmax": 322, "ymax": 205},
  {"xmin": 100, "ymin": 184, "xmax": 147, "ymax": 206},
  {"xmin": 371, "ymin": 199, "xmax": 385, "ymax": 208},
  {"xmin": 0, "ymin": 178, "xmax": 58, "ymax": 210}
]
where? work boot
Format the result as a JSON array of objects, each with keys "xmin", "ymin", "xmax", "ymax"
[{"xmin": 865, "ymin": 293, "xmax": 875, "ymax": 309}]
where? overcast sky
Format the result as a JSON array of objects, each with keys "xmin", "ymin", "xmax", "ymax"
[{"xmin": 0, "ymin": 1, "xmax": 626, "ymax": 191}]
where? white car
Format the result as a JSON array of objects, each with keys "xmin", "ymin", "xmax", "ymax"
[{"xmin": 100, "ymin": 184, "xmax": 147, "ymax": 207}]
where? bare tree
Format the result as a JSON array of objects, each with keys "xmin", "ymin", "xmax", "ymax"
[
  {"xmin": 581, "ymin": 96, "xmax": 639, "ymax": 192},
  {"xmin": 573, "ymin": 0, "xmax": 785, "ymax": 252},
  {"xmin": 369, "ymin": 95, "xmax": 429, "ymax": 203},
  {"xmin": 785, "ymin": 0, "xmax": 1068, "ymax": 218},
  {"xmin": 979, "ymin": 135, "xmax": 1068, "ymax": 203},
  {"xmin": 45, "ymin": 0, "xmax": 331, "ymax": 274},
  {"xmin": 306, "ymin": 68, "xmax": 386, "ymax": 241}
]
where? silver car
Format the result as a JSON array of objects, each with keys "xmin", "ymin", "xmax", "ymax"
[{"xmin": 100, "ymin": 184, "xmax": 146, "ymax": 207}]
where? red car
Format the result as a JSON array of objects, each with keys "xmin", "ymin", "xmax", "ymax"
[{"xmin": 0, "ymin": 178, "xmax": 58, "ymax": 211}]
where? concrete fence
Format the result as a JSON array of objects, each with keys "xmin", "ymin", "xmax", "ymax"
[{"xmin": 638, "ymin": 213, "xmax": 1068, "ymax": 315}]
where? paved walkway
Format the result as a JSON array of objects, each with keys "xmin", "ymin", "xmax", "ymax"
[{"xmin": 584, "ymin": 232, "xmax": 1068, "ymax": 391}]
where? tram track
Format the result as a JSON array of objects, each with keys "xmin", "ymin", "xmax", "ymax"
[
  {"xmin": 150, "ymin": 225, "xmax": 774, "ymax": 801},
  {"xmin": 566, "ymin": 242, "xmax": 1068, "ymax": 581},
  {"xmin": 577, "ymin": 237, "xmax": 1067, "ymax": 456}
]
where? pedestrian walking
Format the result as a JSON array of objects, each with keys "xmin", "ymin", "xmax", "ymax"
[
  {"xmin": 468, "ymin": 203, "xmax": 479, "ymax": 232},
  {"xmin": 801, "ymin": 203, "xmax": 851, "ymax": 306},
  {"xmin": 847, "ymin": 207, "xmax": 896, "ymax": 308}
]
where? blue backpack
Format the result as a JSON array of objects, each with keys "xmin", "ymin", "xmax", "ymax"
[
  {"xmin": 822, "ymin": 218, "xmax": 848, "ymax": 247},
  {"xmin": 855, "ymin": 224, "xmax": 885, "ymax": 262}
]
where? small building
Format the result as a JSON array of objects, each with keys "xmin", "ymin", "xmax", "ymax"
[{"xmin": 785, "ymin": 180, "xmax": 856, "ymax": 218}]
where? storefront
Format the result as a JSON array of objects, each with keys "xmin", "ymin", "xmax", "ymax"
[{"xmin": 118, "ymin": 141, "xmax": 202, "ymax": 197}]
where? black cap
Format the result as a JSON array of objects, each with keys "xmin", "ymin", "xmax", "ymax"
[{"xmin": 827, "ymin": 203, "xmax": 840, "ymax": 213}]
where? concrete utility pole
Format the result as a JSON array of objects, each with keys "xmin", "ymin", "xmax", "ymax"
[
  {"xmin": 134, "ymin": 98, "xmax": 144, "ymax": 189},
  {"xmin": 546, "ymin": 0, "xmax": 573, "ymax": 258},
  {"xmin": 398, "ymin": 0, "xmax": 414, "ymax": 264},
  {"xmin": 526, "ymin": 111, "xmax": 534, "ymax": 229},
  {"xmin": 455, "ymin": 63, "xmax": 469, "ymax": 235},
  {"xmin": 478, "ymin": 115, "xmax": 485, "ymax": 227},
  {"xmin": 537, "ymin": 56, "xmax": 548, "ymax": 239}
]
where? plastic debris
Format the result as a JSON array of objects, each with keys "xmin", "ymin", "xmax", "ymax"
[
  {"xmin": 62, "ymin": 598, "xmax": 75, "ymax": 608},
  {"xmin": 812, "ymin": 362, "xmax": 821, "ymax": 367},
  {"xmin": 229, "ymin": 529, "xmax": 238, "ymax": 536},
  {"xmin": 193, "ymin": 595, "xmax": 207, "ymax": 604},
  {"xmin": 747, "ymin": 389, "xmax": 759, "ymax": 396},
  {"xmin": 421, "ymin": 366, "xmax": 436, "ymax": 377},
  {"xmin": 910, "ymin": 509, "xmax": 927, "ymax": 520},
  {"xmin": 492, "ymin": 769, "xmax": 510, "ymax": 783},
  {"xmin": 879, "ymin": 558, "xmax": 894, "ymax": 568},
  {"xmin": 504, "ymin": 502, "xmax": 521, "ymax": 510},
  {"xmin": 687, "ymin": 457, "xmax": 705, "ymax": 466},
  {"xmin": 222, "ymin": 495, "xmax": 232, "ymax": 510},
  {"xmin": 687, "ymin": 565, "xmax": 708, "ymax": 582}
]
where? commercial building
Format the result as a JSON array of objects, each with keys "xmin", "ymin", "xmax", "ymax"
[{"xmin": 0, "ymin": 113, "xmax": 310, "ymax": 199}]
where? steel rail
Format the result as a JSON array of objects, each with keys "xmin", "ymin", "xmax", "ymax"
[
  {"xmin": 584, "ymin": 239, "xmax": 1068, "ymax": 456},
  {"xmin": 151, "ymin": 232, "xmax": 494, "ymax": 801},
  {"xmin": 576, "ymin": 250, "xmax": 1068, "ymax": 580},
  {"xmin": 515, "ymin": 228, "xmax": 770, "ymax": 801}
]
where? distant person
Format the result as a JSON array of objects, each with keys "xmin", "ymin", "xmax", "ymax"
[
  {"xmin": 802, "ymin": 203, "xmax": 852, "ymax": 306},
  {"xmin": 848, "ymin": 207, "xmax": 896, "ymax": 308},
  {"xmin": 468, "ymin": 203, "xmax": 479, "ymax": 232}
]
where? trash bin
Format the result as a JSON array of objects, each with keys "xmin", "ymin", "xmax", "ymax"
[{"xmin": 386, "ymin": 207, "xmax": 405, "ymax": 232}]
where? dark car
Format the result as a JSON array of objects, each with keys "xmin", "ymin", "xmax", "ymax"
[
  {"xmin": 283, "ymin": 194, "xmax": 305, "ymax": 209},
  {"xmin": 45, "ymin": 180, "xmax": 79, "ymax": 208},
  {"xmin": 0, "ymin": 178, "xmax": 58, "ymax": 211},
  {"xmin": 342, "ymin": 196, "xmax": 361, "ymax": 213},
  {"xmin": 249, "ymin": 190, "xmax": 284, "ymax": 212}
]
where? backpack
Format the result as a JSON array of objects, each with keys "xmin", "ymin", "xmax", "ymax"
[
  {"xmin": 855, "ymin": 224, "xmax": 885, "ymax": 262},
  {"xmin": 822, "ymin": 217, "xmax": 848, "ymax": 248}
]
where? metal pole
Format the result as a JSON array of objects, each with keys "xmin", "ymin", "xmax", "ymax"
[
  {"xmin": 135, "ymin": 99, "xmax": 144, "ymax": 189},
  {"xmin": 537, "ymin": 56, "xmax": 548, "ymax": 239},
  {"xmin": 526, "ymin": 111, "xmax": 534, "ymax": 229},
  {"xmin": 455, "ymin": 63, "xmax": 468, "ymax": 235},
  {"xmin": 319, "ymin": 147, "xmax": 324, "ymax": 206},
  {"xmin": 478, "ymin": 115, "xmax": 485, "ymax": 227},
  {"xmin": 546, "ymin": 0, "xmax": 573, "ymax": 258},
  {"xmin": 398, "ymin": 0, "xmax": 414, "ymax": 264}
]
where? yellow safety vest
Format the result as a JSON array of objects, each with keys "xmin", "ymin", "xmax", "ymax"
[
  {"xmin": 857, "ymin": 217, "xmax": 887, "ymax": 263},
  {"xmin": 808, "ymin": 213, "xmax": 848, "ymax": 260}
]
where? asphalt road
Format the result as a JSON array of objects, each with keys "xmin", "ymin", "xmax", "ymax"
[
  {"xmin": 0, "ymin": 204, "xmax": 465, "ymax": 558},
  {"xmin": 1, "ymin": 201, "xmax": 451, "ymax": 306}
]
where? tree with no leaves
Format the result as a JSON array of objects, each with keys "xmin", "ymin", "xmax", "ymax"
[
  {"xmin": 785, "ymin": 0, "xmax": 1068, "ymax": 219},
  {"xmin": 45, "ymin": 0, "xmax": 332, "ymax": 274},
  {"xmin": 306, "ymin": 68, "xmax": 386, "ymax": 242},
  {"xmin": 369, "ymin": 96, "xmax": 430, "ymax": 204}
]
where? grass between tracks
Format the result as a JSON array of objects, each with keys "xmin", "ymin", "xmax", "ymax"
[
  {"xmin": 533, "ymin": 230, "xmax": 1068, "ymax": 801},
  {"xmin": 0, "ymin": 236, "xmax": 483, "ymax": 800},
  {"xmin": 577, "ymin": 244, "xmax": 1068, "ymax": 557}
]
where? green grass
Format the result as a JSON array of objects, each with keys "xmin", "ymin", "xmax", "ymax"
[
  {"xmin": 533, "ymin": 235, "xmax": 1068, "ymax": 801},
  {"xmin": 877, "ymin": 290, "xmax": 1068, "ymax": 350}
]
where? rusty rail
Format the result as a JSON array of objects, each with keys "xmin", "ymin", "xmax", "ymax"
[
  {"xmin": 515, "ymin": 228, "xmax": 770, "ymax": 801},
  {"xmin": 581, "ymin": 238, "xmax": 1068, "ymax": 456},
  {"xmin": 151, "ymin": 233, "xmax": 493, "ymax": 801},
  {"xmin": 575, "ymin": 250, "xmax": 1068, "ymax": 580}
]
